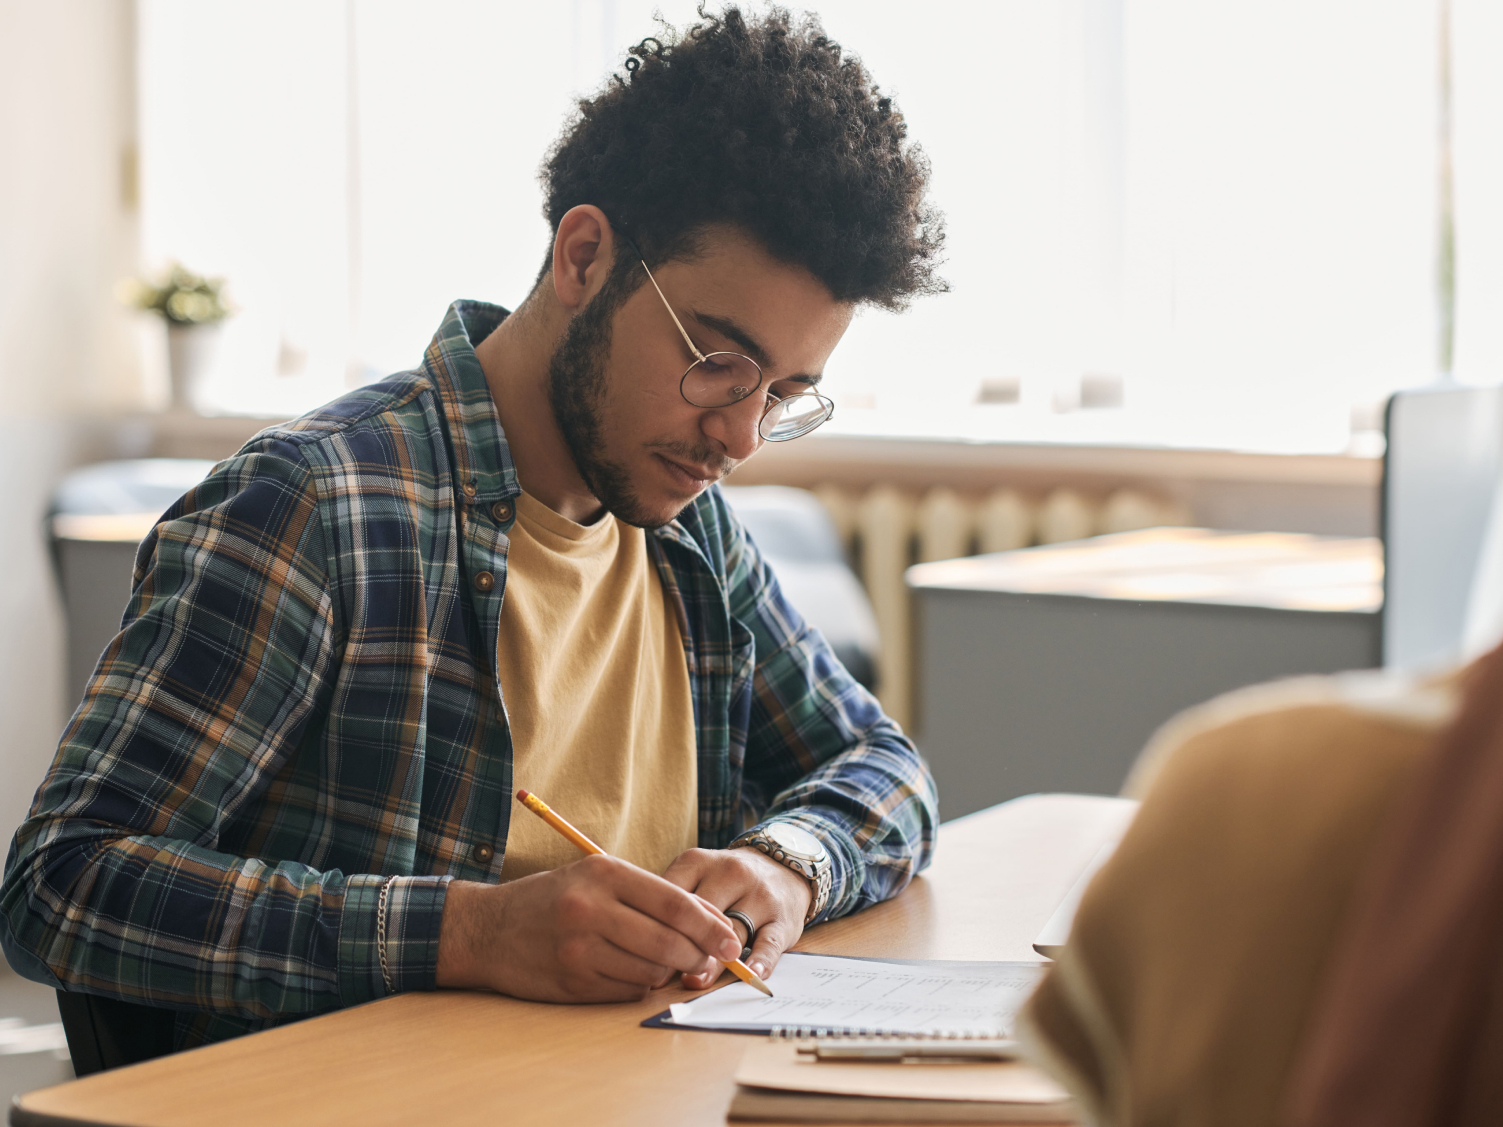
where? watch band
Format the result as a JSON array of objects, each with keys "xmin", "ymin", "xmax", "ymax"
[{"xmin": 730, "ymin": 827, "xmax": 832, "ymax": 925}]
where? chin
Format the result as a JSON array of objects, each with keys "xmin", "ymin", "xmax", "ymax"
[
  {"xmin": 578, "ymin": 448, "xmax": 715, "ymax": 530},
  {"xmin": 618, "ymin": 493, "xmax": 700, "ymax": 531}
]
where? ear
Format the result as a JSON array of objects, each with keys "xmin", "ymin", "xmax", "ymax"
[{"xmin": 550, "ymin": 205, "xmax": 620, "ymax": 312}]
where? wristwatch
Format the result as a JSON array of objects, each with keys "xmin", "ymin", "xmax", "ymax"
[{"xmin": 730, "ymin": 822, "xmax": 832, "ymax": 925}]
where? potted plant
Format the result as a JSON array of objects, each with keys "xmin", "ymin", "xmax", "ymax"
[{"xmin": 123, "ymin": 262, "xmax": 233, "ymax": 409}]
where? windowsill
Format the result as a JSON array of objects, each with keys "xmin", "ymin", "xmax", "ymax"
[
  {"xmin": 818, "ymin": 403, "xmax": 1381, "ymax": 463},
  {"xmin": 124, "ymin": 405, "xmax": 1382, "ymax": 490},
  {"xmin": 119, "ymin": 408, "xmax": 292, "ymax": 464},
  {"xmin": 739, "ymin": 416, "xmax": 1381, "ymax": 490}
]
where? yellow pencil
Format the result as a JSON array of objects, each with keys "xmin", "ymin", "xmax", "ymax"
[{"xmin": 514, "ymin": 789, "xmax": 774, "ymax": 998}]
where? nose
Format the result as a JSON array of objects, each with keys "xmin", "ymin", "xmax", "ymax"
[{"xmin": 699, "ymin": 391, "xmax": 766, "ymax": 461}]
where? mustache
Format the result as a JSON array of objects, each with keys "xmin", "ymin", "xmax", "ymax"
[{"xmin": 647, "ymin": 439, "xmax": 736, "ymax": 479}]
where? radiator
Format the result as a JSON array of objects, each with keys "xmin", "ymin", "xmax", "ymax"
[{"xmin": 808, "ymin": 485, "xmax": 1189, "ymax": 730}]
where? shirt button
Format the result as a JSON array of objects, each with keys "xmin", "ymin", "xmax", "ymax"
[
  {"xmin": 491, "ymin": 499, "xmax": 514, "ymax": 523},
  {"xmin": 461, "ymin": 481, "xmax": 478, "ymax": 500},
  {"xmin": 473, "ymin": 571, "xmax": 495, "ymax": 593},
  {"xmin": 472, "ymin": 842, "xmax": 494, "ymax": 864}
]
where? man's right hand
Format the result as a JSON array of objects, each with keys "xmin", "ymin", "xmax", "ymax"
[{"xmin": 434, "ymin": 854, "xmax": 743, "ymax": 1002}]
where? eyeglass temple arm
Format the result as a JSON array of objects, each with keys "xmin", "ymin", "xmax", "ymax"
[{"xmin": 639, "ymin": 261, "xmax": 707, "ymax": 363}]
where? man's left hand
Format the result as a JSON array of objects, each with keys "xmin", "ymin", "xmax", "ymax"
[{"xmin": 661, "ymin": 846, "xmax": 813, "ymax": 990}]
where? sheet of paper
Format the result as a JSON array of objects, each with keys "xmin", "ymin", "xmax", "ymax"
[{"xmin": 667, "ymin": 953, "xmax": 1046, "ymax": 1036}]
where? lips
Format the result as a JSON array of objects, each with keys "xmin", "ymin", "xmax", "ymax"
[{"xmin": 656, "ymin": 453, "xmax": 718, "ymax": 492}]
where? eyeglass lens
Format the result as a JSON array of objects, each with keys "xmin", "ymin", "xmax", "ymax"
[
  {"xmin": 680, "ymin": 352, "xmax": 764, "ymax": 408},
  {"xmin": 680, "ymin": 353, "xmax": 833, "ymax": 442},
  {"xmin": 759, "ymin": 392, "xmax": 834, "ymax": 441}
]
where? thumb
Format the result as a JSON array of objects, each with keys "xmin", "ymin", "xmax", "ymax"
[{"xmin": 744, "ymin": 914, "xmax": 802, "ymax": 981}]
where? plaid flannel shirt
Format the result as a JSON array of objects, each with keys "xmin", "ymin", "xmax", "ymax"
[{"xmin": 1, "ymin": 301, "xmax": 937, "ymax": 1048}]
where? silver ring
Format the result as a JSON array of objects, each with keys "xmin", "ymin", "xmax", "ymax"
[{"xmin": 725, "ymin": 909, "xmax": 757, "ymax": 962}]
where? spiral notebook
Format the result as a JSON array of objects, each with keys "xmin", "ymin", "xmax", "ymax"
[{"xmin": 643, "ymin": 953, "xmax": 1046, "ymax": 1038}]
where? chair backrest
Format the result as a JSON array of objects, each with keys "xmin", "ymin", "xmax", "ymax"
[
  {"xmin": 51, "ymin": 458, "xmax": 217, "ymax": 518},
  {"xmin": 720, "ymin": 485, "xmax": 880, "ymax": 691},
  {"xmin": 1382, "ymin": 383, "xmax": 1503, "ymax": 670}
]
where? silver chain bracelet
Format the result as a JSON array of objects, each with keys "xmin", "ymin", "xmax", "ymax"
[{"xmin": 376, "ymin": 876, "xmax": 396, "ymax": 995}]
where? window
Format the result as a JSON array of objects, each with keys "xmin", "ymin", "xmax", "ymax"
[{"xmin": 138, "ymin": 0, "xmax": 1503, "ymax": 454}]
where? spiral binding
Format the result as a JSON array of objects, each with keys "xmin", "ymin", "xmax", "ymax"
[{"xmin": 769, "ymin": 1026, "xmax": 1008, "ymax": 1041}]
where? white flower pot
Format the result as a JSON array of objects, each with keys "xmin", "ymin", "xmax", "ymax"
[{"xmin": 166, "ymin": 322, "xmax": 221, "ymax": 410}]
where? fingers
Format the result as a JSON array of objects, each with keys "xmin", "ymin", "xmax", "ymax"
[
  {"xmin": 459, "ymin": 843, "xmax": 823, "ymax": 1005},
  {"xmin": 517, "ymin": 850, "xmax": 806, "ymax": 1001},
  {"xmin": 551, "ymin": 936, "xmax": 699, "ymax": 1003},
  {"xmin": 663, "ymin": 848, "xmax": 751, "ymax": 910},
  {"xmin": 476, "ymin": 855, "xmax": 747, "ymax": 1004},
  {"xmin": 742, "ymin": 913, "xmax": 800, "ymax": 980},
  {"xmin": 587, "ymin": 894, "xmax": 725, "ymax": 980},
  {"xmin": 668, "ymin": 846, "xmax": 815, "ymax": 989},
  {"xmin": 679, "ymin": 910, "xmax": 794, "ymax": 990},
  {"xmin": 661, "ymin": 848, "xmax": 715, "ymax": 893},
  {"xmin": 596, "ymin": 856, "xmax": 741, "ymax": 965},
  {"xmin": 578, "ymin": 930, "xmax": 704, "ymax": 991},
  {"xmin": 683, "ymin": 967, "xmax": 729, "ymax": 991}
]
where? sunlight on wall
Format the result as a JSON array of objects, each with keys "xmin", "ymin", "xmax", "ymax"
[
  {"xmin": 136, "ymin": 0, "xmax": 1503, "ymax": 453},
  {"xmin": 0, "ymin": 0, "xmax": 139, "ymax": 862}
]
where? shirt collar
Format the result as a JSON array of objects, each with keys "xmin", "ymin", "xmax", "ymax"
[
  {"xmin": 420, "ymin": 300, "xmax": 520, "ymax": 504},
  {"xmin": 420, "ymin": 298, "xmax": 698, "ymax": 549}
]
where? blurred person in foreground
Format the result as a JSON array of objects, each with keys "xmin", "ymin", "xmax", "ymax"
[
  {"xmin": 1019, "ymin": 637, "xmax": 1503, "ymax": 1126},
  {"xmin": 1, "ymin": 6, "xmax": 942, "ymax": 1050}
]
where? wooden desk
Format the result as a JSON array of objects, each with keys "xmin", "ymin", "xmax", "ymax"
[{"xmin": 13, "ymin": 794, "xmax": 1137, "ymax": 1127}]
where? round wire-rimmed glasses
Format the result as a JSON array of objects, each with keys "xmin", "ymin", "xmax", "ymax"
[{"xmin": 638, "ymin": 260, "xmax": 835, "ymax": 442}]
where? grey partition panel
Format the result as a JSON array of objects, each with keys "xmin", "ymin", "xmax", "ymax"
[
  {"xmin": 914, "ymin": 588, "xmax": 1380, "ymax": 821},
  {"xmin": 56, "ymin": 539, "xmax": 142, "ymax": 712},
  {"xmin": 50, "ymin": 459, "xmax": 215, "ymax": 715}
]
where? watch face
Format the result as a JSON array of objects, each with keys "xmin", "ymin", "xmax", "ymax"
[{"xmin": 765, "ymin": 822, "xmax": 824, "ymax": 861}]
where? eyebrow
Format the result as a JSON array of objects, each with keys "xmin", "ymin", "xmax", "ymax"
[{"xmin": 688, "ymin": 310, "xmax": 823, "ymax": 386}]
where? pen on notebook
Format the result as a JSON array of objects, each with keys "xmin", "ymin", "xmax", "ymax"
[
  {"xmin": 799, "ymin": 1039, "xmax": 1021, "ymax": 1063},
  {"xmin": 514, "ymin": 789, "xmax": 775, "ymax": 998}
]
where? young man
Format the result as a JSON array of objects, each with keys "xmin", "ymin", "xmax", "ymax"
[{"xmin": 1, "ymin": 7, "xmax": 943, "ymax": 1050}]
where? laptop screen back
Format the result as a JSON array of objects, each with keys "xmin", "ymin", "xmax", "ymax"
[{"xmin": 1383, "ymin": 384, "xmax": 1503, "ymax": 670}]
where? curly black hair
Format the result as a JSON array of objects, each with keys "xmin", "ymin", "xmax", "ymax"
[{"xmin": 540, "ymin": 5, "xmax": 945, "ymax": 311}]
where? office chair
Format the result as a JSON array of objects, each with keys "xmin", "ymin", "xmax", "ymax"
[
  {"xmin": 1382, "ymin": 383, "xmax": 1503, "ymax": 670},
  {"xmin": 55, "ymin": 990, "xmax": 178, "ymax": 1077},
  {"xmin": 720, "ymin": 485, "xmax": 881, "ymax": 691}
]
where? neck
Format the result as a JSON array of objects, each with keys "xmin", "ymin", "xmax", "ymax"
[{"xmin": 474, "ymin": 293, "xmax": 606, "ymax": 525}]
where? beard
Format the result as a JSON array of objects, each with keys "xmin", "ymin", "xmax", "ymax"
[
  {"xmin": 546, "ymin": 281, "xmax": 650, "ymax": 526},
  {"xmin": 547, "ymin": 280, "xmax": 729, "ymax": 530}
]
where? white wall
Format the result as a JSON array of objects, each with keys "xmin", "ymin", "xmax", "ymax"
[{"xmin": 0, "ymin": 1, "xmax": 142, "ymax": 848}]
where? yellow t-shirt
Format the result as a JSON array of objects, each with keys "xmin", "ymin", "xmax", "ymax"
[{"xmin": 495, "ymin": 491, "xmax": 698, "ymax": 881}]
